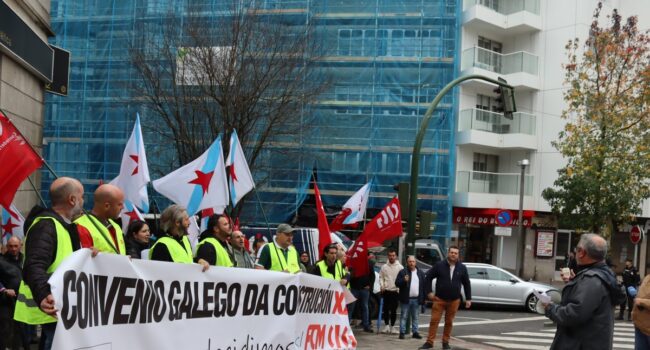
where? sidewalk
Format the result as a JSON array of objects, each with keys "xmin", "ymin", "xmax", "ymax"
[{"xmin": 354, "ymin": 327, "xmax": 500, "ymax": 350}]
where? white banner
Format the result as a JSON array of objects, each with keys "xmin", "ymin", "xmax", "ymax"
[{"xmin": 50, "ymin": 250, "xmax": 356, "ymax": 350}]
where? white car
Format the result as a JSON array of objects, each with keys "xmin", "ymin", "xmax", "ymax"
[{"xmin": 462, "ymin": 263, "xmax": 558, "ymax": 313}]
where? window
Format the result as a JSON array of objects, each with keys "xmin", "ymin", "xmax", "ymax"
[
  {"xmin": 416, "ymin": 248, "xmax": 441, "ymax": 266},
  {"xmin": 467, "ymin": 267, "xmax": 487, "ymax": 279},
  {"xmin": 472, "ymin": 153, "xmax": 498, "ymax": 180},
  {"xmin": 486, "ymin": 268, "xmax": 514, "ymax": 281}
]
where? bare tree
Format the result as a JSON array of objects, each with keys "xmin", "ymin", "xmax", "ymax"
[{"xmin": 130, "ymin": 1, "xmax": 326, "ymax": 205}]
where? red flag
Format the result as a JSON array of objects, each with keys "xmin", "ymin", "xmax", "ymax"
[
  {"xmin": 329, "ymin": 207, "xmax": 351, "ymax": 231},
  {"xmin": 0, "ymin": 112, "xmax": 42, "ymax": 208},
  {"xmin": 346, "ymin": 236, "xmax": 369, "ymax": 277},
  {"xmin": 314, "ymin": 181, "xmax": 332, "ymax": 259},
  {"xmin": 365, "ymin": 197, "xmax": 403, "ymax": 245}
]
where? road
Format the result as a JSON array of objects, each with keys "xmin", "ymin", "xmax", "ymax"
[{"xmin": 354, "ymin": 304, "xmax": 636, "ymax": 349}]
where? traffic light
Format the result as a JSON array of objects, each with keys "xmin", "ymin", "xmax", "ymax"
[
  {"xmin": 494, "ymin": 77, "xmax": 516, "ymax": 119},
  {"xmin": 418, "ymin": 211, "xmax": 437, "ymax": 237}
]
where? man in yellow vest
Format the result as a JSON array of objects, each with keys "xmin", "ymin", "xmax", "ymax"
[
  {"xmin": 256, "ymin": 224, "xmax": 301, "ymax": 273},
  {"xmin": 195, "ymin": 214, "xmax": 235, "ymax": 267},
  {"xmin": 75, "ymin": 184, "xmax": 126, "ymax": 255},
  {"xmin": 311, "ymin": 243, "xmax": 349, "ymax": 287},
  {"xmin": 14, "ymin": 177, "xmax": 85, "ymax": 350}
]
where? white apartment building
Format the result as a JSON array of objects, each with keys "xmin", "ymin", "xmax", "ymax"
[{"xmin": 452, "ymin": 0, "xmax": 650, "ymax": 281}]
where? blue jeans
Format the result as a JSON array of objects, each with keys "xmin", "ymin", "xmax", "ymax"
[
  {"xmin": 636, "ymin": 327, "xmax": 650, "ymax": 350},
  {"xmin": 40, "ymin": 322, "xmax": 56, "ymax": 350},
  {"xmin": 400, "ymin": 298, "xmax": 420, "ymax": 334},
  {"xmin": 349, "ymin": 288, "xmax": 370, "ymax": 329}
]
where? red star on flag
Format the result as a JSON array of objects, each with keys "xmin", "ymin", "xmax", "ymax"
[
  {"xmin": 188, "ymin": 170, "xmax": 214, "ymax": 195},
  {"xmin": 125, "ymin": 209, "xmax": 140, "ymax": 222},
  {"xmin": 130, "ymin": 155, "xmax": 139, "ymax": 175},
  {"xmin": 229, "ymin": 165, "xmax": 238, "ymax": 182},
  {"xmin": 1, "ymin": 218, "xmax": 18, "ymax": 236}
]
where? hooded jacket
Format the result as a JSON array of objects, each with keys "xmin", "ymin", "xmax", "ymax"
[{"xmin": 545, "ymin": 261, "xmax": 625, "ymax": 350}]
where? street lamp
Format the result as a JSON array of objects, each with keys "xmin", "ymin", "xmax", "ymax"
[{"xmin": 516, "ymin": 159, "xmax": 529, "ymax": 277}]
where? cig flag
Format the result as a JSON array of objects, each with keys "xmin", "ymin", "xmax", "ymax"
[
  {"xmin": 111, "ymin": 113, "xmax": 150, "ymax": 212},
  {"xmin": 1, "ymin": 204, "xmax": 24, "ymax": 244},
  {"xmin": 0, "ymin": 112, "xmax": 42, "ymax": 209},
  {"xmin": 329, "ymin": 181, "xmax": 371, "ymax": 231},
  {"xmin": 152, "ymin": 136, "xmax": 229, "ymax": 215},
  {"xmin": 314, "ymin": 181, "xmax": 332, "ymax": 258},
  {"xmin": 365, "ymin": 197, "xmax": 403, "ymax": 244},
  {"xmin": 226, "ymin": 130, "xmax": 255, "ymax": 207}
]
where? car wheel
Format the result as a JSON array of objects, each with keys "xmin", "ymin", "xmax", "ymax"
[{"xmin": 525, "ymin": 294, "xmax": 538, "ymax": 313}]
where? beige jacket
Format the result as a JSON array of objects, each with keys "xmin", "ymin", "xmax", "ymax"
[
  {"xmin": 633, "ymin": 275, "xmax": 650, "ymax": 335},
  {"xmin": 380, "ymin": 260, "xmax": 403, "ymax": 292}
]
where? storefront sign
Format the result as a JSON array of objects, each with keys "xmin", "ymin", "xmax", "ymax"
[
  {"xmin": 453, "ymin": 207, "xmax": 533, "ymax": 227},
  {"xmin": 0, "ymin": 2, "xmax": 53, "ymax": 82},
  {"xmin": 45, "ymin": 45, "xmax": 70, "ymax": 96},
  {"xmin": 535, "ymin": 231, "xmax": 555, "ymax": 257}
]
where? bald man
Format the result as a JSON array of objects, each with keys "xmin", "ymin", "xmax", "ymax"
[
  {"xmin": 74, "ymin": 184, "xmax": 126, "ymax": 255},
  {"xmin": 14, "ymin": 177, "xmax": 85, "ymax": 350}
]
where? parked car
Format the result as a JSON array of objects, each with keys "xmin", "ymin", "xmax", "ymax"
[{"xmin": 460, "ymin": 263, "xmax": 558, "ymax": 313}]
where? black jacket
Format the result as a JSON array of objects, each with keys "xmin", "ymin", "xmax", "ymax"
[
  {"xmin": 22, "ymin": 206, "xmax": 81, "ymax": 305},
  {"xmin": 349, "ymin": 262, "xmax": 375, "ymax": 290},
  {"xmin": 424, "ymin": 260, "xmax": 472, "ymax": 301},
  {"xmin": 395, "ymin": 267, "xmax": 426, "ymax": 304},
  {"xmin": 125, "ymin": 236, "xmax": 149, "ymax": 260},
  {"xmin": 545, "ymin": 261, "xmax": 626, "ymax": 350},
  {"xmin": 622, "ymin": 266, "xmax": 640, "ymax": 288},
  {"xmin": 0, "ymin": 258, "xmax": 21, "ymax": 306}
]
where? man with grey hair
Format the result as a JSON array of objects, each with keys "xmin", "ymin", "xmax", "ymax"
[
  {"xmin": 231, "ymin": 230, "xmax": 255, "ymax": 268},
  {"xmin": 543, "ymin": 233, "xmax": 626, "ymax": 350}
]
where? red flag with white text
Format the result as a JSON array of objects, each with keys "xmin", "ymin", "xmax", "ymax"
[
  {"xmin": 365, "ymin": 197, "xmax": 403, "ymax": 244},
  {"xmin": 346, "ymin": 236, "xmax": 369, "ymax": 277},
  {"xmin": 0, "ymin": 112, "xmax": 42, "ymax": 208}
]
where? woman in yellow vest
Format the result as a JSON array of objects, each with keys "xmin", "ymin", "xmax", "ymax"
[
  {"xmin": 311, "ymin": 243, "xmax": 349, "ymax": 287},
  {"xmin": 149, "ymin": 205, "xmax": 209, "ymax": 271}
]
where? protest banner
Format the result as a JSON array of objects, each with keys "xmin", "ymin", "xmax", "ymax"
[{"xmin": 50, "ymin": 250, "xmax": 356, "ymax": 350}]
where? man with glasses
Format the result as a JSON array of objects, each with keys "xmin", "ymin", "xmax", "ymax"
[
  {"xmin": 256, "ymin": 224, "xmax": 301, "ymax": 273},
  {"xmin": 543, "ymin": 234, "xmax": 626, "ymax": 350}
]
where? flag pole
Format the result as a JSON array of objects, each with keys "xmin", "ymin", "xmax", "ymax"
[
  {"xmin": 253, "ymin": 189, "xmax": 271, "ymax": 233},
  {"xmin": 26, "ymin": 176, "xmax": 47, "ymax": 207}
]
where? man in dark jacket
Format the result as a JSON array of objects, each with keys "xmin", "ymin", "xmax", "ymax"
[
  {"xmin": 619, "ymin": 258, "xmax": 640, "ymax": 320},
  {"xmin": 420, "ymin": 246, "xmax": 471, "ymax": 350},
  {"xmin": 16, "ymin": 177, "xmax": 85, "ymax": 350},
  {"xmin": 543, "ymin": 233, "xmax": 626, "ymax": 350},
  {"xmin": 395, "ymin": 255, "xmax": 425, "ymax": 340},
  {"xmin": 0, "ymin": 257, "xmax": 22, "ymax": 350},
  {"xmin": 348, "ymin": 258, "xmax": 375, "ymax": 333}
]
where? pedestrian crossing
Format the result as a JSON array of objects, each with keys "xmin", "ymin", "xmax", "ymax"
[{"xmin": 458, "ymin": 322, "xmax": 636, "ymax": 349}]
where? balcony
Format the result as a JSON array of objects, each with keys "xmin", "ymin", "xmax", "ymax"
[
  {"xmin": 454, "ymin": 170, "xmax": 533, "ymax": 208},
  {"xmin": 456, "ymin": 108, "xmax": 537, "ymax": 149},
  {"xmin": 462, "ymin": 0, "xmax": 542, "ymax": 35},
  {"xmin": 460, "ymin": 47, "xmax": 540, "ymax": 90}
]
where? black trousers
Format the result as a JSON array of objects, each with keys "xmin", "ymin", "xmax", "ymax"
[
  {"xmin": 619, "ymin": 289, "xmax": 634, "ymax": 318},
  {"xmin": 382, "ymin": 291, "xmax": 399, "ymax": 326}
]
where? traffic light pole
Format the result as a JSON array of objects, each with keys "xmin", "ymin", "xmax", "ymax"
[{"xmin": 406, "ymin": 74, "xmax": 515, "ymax": 256}]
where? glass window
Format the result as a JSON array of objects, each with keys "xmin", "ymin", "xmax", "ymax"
[
  {"xmin": 415, "ymin": 247, "xmax": 441, "ymax": 266},
  {"xmin": 467, "ymin": 267, "xmax": 487, "ymax": 279},
  {"xmin": 486, "ymin": 268, "xmax": 514, "ymax": 281}
]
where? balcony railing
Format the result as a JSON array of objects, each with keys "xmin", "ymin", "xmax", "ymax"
[
  {"xmin": 465, "ymin": 0, "xmax": 540, "ymax": 15},
  {"xmin": 458, "ymin": 108, "xmax": 536, "ymax": 135},
  {"xmin": 456, "ymin": 170, "xmax": 533, "ymax": 195},
  {"xmin": 462, "ymin": 47, "xmax": 539, "ymax": 75}
]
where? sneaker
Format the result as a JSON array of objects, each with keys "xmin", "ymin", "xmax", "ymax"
[
  {"xmin": 399, "ymin": 333, "xmax": 404, "ymax": 339},
  {"xmin": 382, "ymin": 325, "xmax": 391, "ymax": 334},
  {"xmin": 412, "ymin": 332, "xmax": 422, "ymax": 339},
  {"xmin": 419, "ymin": 343, "xmax": 433, "ymax": 349},
  {"xmin": 442, "ymin": 342, "xmax": 451, "ymax": 350}
]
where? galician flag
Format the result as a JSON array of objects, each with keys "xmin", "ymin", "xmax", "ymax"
[
  {"xmin": 118, "ymin": 200, "xmax": 144, "ymax": 234},
  {"xmin": 226, "ymin": 130, "xmax": 255, "ymax": 207},
  {"xmin": 329, "ymin": 181, "xmax": 371, "ymax": 231},
  {"xmin": 152, "ymin": 136, "xmax": 229, "ymax": 215},
  {"xmin": 111, "ymin": 113, "xmax": 150, "ymax": 212},
  {"xmin": 1, "ymin": 204, "xmax": 25, "ymax": 244}
]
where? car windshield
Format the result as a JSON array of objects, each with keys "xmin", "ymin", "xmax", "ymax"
[{"xmin": 416, "ymin": 247, "xmax": 441, "ymax": 266}]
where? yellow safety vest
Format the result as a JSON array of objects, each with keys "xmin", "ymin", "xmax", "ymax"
[
  {"xmin": 268, "ymin": 243, "xmax": 300, "ymax": 273},
  {"xmin": 195, "ymin": 237, "xmax": 234, "ymax": 267},
  {"xmin": 14, "ymin": 217, "xmax": 74, "ymax": 325},
  {"xmin": 316, "ymin": 260, "xmax": 345, "ymax": 281},
  {"xmin": 149, "ymin": 235, "xmax": 193, "ymax": 263},
  {"xmin": 74, "ymin": 214, "xmax": 126, "ymax": 255}
]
